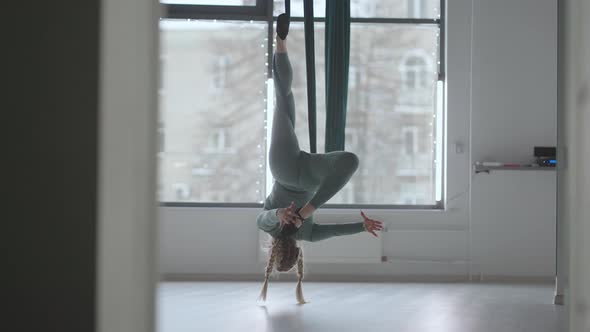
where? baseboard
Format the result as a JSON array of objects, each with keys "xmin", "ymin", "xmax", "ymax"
[
  {"xmin": 162, "ymin": 273, "xmax": 263, "ymax": 282},
  {"xmin": 474, "ymin": 275, "xmax": 555, "ymax": 283},
  {"xmin": 161, "ymin": 273, "xmax": 554, "ymax": 284}
]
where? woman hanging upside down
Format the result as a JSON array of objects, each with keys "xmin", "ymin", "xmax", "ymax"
[{"xmin": 257, "ymin": 13, "xmax": 384, "ymax": 304}]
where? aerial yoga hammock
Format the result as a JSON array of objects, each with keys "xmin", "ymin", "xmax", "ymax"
[{"xmin": 257, "ymin": 0, "xmax": 384, "ymax": 304}]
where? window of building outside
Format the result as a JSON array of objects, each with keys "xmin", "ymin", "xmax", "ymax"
[
  {"xmin": 348, "ymin": 65, "xmax": 359, "ymax": 89},
  {"xmin": 159, "ymin": 0, "xmax": 444, "ymax": 207},
  {"xmin": 207, "ymin": 128, "xmax": 230, "ymax": 152},
  {"xmin": 398, "ymin": 50, "xmax": 434, "ymax": 109},
  {"xmin": 345, "ymin": 128, "xmax": 359, "ymax": 150},
  {"xmin": 403, "ymin": 127, "xmax": 418, "ymax": 155},
  {"xmin": 157, "ymin": 125, "xmax": 165, "ymax": 161},
  {"xmin": 173, "ymin": 183, "xmax": 191, "ymax": 200},
  {"xmin": 404, "ymin": 56, "xmax": 428, "ymax": 89},
  {"xmin": 407, "ymin": 0, "xmax": 427, "ymax": 18},
  {"xmin": 212, "ymin": 56, "xmax": 230, "ymax": 90}
]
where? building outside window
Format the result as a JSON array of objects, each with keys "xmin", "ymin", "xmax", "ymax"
[{"xmin": 159, "ymin": 0, "xmax": 444, "ymax": 207}]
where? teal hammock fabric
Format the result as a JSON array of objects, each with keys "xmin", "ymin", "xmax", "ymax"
[
  {"xmin": 324, "ymin": 0, "xmax": 350, "ymax": 152},
  {"xmin": 303, "ymin": 0, "xmax": 317, "ymax": 153}
]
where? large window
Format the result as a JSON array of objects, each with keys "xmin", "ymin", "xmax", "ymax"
[{"xmin": 159, "ymin": 0, "xmax": 445, "ymax": 207}]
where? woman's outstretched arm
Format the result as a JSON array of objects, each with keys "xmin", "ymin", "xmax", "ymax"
[
  {"xmin": 296, "ymin": 211, "xmax": 383, "ymax": 242},
  {"xmin": 298, "ymin": 222, "xmax": 365, "ymax": 242}
]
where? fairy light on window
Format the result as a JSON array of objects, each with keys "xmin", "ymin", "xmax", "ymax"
[{"xmin": 265, "ymin": 77, "xmax": 275, "ymax": 198}]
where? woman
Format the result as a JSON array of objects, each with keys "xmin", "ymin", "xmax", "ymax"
[{"xmin": 257, "ymin": 14, "xmax": 384, "ymax": 304}]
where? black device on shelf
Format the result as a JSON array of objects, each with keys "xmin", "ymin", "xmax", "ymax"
[{"xmin": 534, "ymin": 146, "xmax": 556, "ymax": 167}]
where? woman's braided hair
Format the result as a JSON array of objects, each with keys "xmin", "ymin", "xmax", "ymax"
[{"xmin": 258, "ymin": 224, "xmax": 306, "ymax": 304}]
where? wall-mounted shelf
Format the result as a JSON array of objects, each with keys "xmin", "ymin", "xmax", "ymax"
[{"xmin": 474, "ymin": 165, "xmax": 556, "ymax": 174}]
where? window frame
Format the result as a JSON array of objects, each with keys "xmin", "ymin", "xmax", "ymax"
[
  {"xmin": 164, "ymin": 0, "xmax": 271, "ymax": 21},
  {"xmin": 159, "ymin": 0, "xmax": 446, "ymax": 210}
]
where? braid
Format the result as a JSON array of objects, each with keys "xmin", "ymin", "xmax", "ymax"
[
  {"xmin": 295, "ymin": 249, "xmax": 306, "ymax": 304},
  {"xmin": 296, "ymin": 250, "xmax": 304, "ymax": 279},
  {"xmin": 259, "ymin": 239, "xmax": 280, "ymax": 301},
  {"xmin": 266, "ymin": 240, "xmax": 280, "ymax": 278}
]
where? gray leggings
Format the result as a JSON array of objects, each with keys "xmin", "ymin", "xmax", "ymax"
[{"xmin": 269, "ymin": 52, "xmax": 359, "ymax": 208}]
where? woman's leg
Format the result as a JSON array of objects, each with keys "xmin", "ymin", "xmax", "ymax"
[
  {"xmin": 299, "ymin": 151, "xmax": 359, "ymax": 211},
  {"xmin": 269, "ymin": 36, "xmax": 360, "ymax": 213},
  {"xmin": 268, "ymin": 37, "xmax": 301, "ymax": 188}
]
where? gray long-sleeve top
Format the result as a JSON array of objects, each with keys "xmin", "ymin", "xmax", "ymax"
[{"xmin": 257, "ymin": 181, "xmax": 366, "ymax": 242}]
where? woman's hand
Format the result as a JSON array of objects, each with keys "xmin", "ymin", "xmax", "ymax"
[
  {"xmin": 277, "ymin": 202, "xmax": 303, "ymax": 228},
  {"xmin": 361, "ymin": 211, "xmax": 383, "ymax": 237}
]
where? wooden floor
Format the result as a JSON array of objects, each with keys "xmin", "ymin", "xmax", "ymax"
[{"xmin": 158, "ymin": 281, "xmax": 565, "ymax": 332}]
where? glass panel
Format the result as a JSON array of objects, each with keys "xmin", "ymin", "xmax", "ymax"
[
  {"xmin": 274, "ymin": 0, "xmax": 441, "ymax": 19},
  {"xmin": 274, "ymin": 23, "xmax": 439, "ymax": 204},
  {"xmin": 159, "ymin": 20, "xmax": 268, "ymax": 203},
  {"xmin": 161, "ymin": 0, "xmax": 256, "ymax": 5}
]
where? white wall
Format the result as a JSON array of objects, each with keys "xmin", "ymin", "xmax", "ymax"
[
  {"xmin": 160, "ymin": 0, "xmax": 558, "ymax": 280},
  {"xmin": 556, "ymin": 0, "xmax": 569, "ymax": 307},
  {"xmin": 468, "ymin": 0, "xmax": 558, "ymax": 279},
  {"xmin": 471, "ymin": 0, "xmax": 557, "ymax": 164},
  {"xmin": 160, "ymin": 207, "xmax": 472, "ymax": 278},
  {"xmin": 97, "ymin": 1, "xmax": 160, "ymax": 332},
  {"xmin": 560, "ymin": 0, "xmax": 590, "ymax": 330}
]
